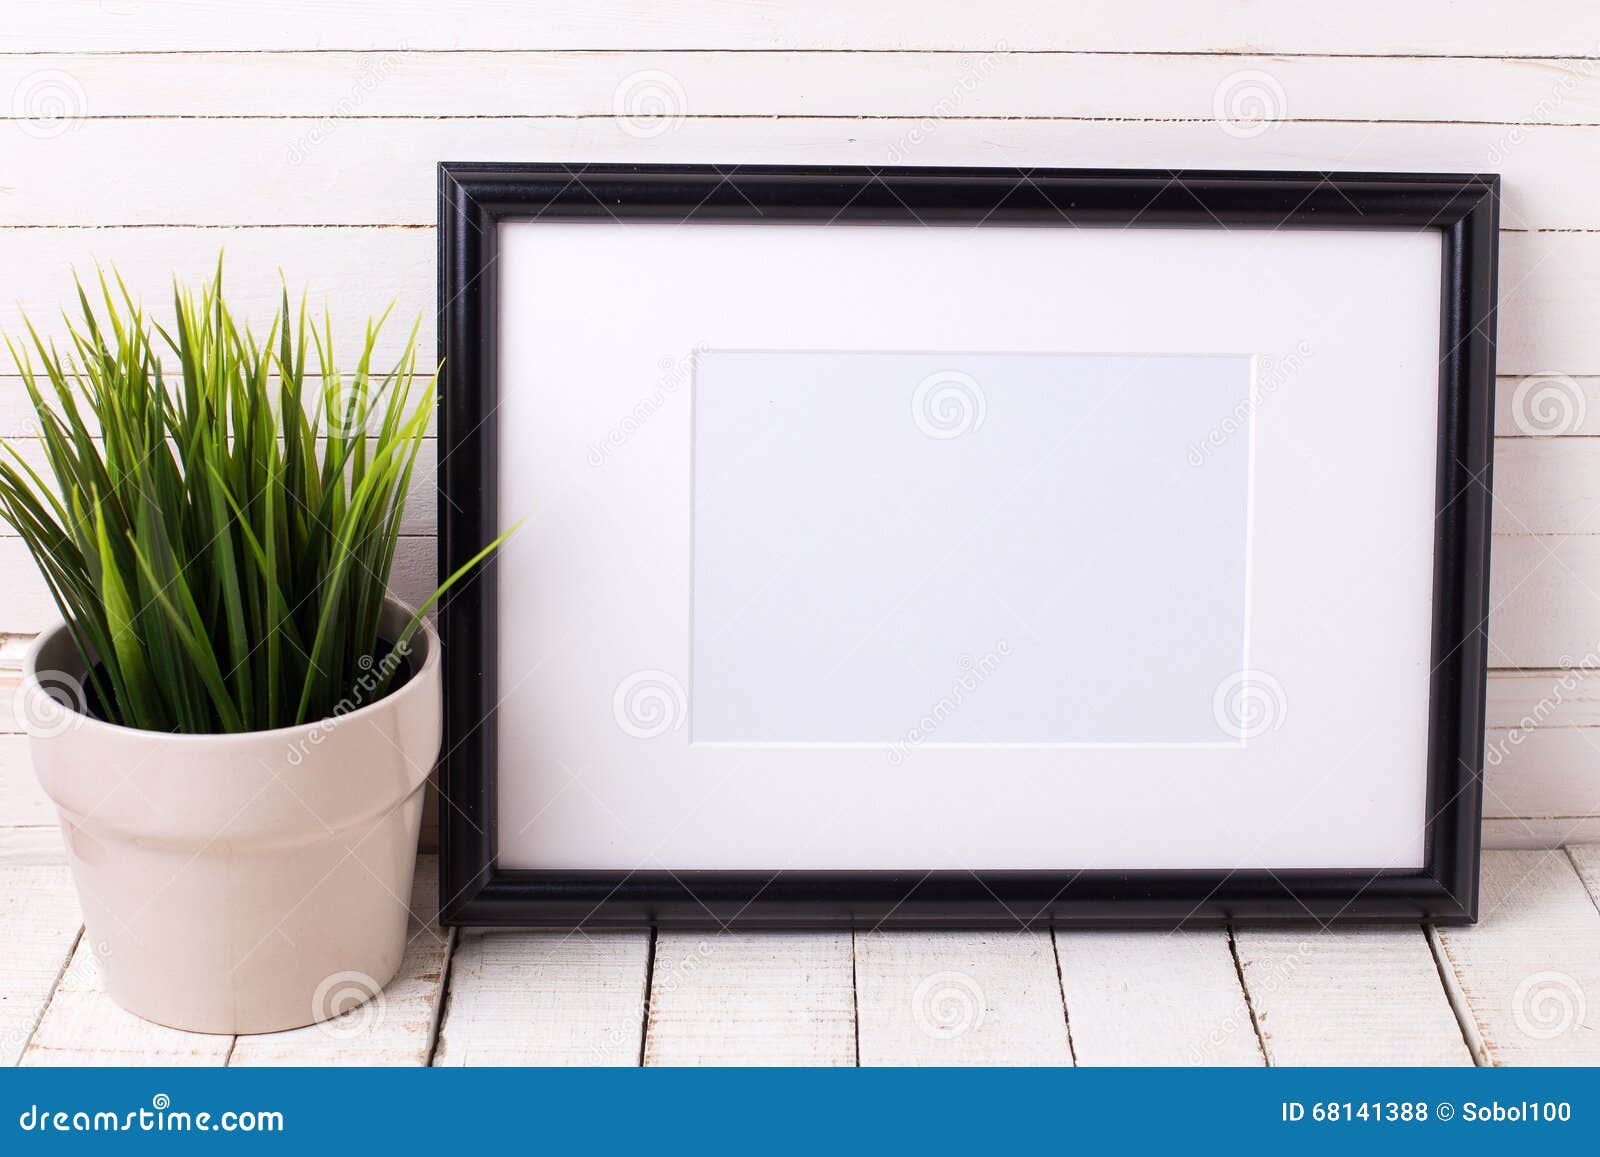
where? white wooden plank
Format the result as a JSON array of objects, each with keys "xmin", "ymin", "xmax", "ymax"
[
  {"xmin": 0, "ymin": 864, "xmax": 79, "ymax": 1065},
  {"xmin": 1495, "ymin": 438, "xmax": 1600, "ymax": 535},
  {"xmin": 0, "ymin": 734, "xmax": 54, "ymax": 827},
  {"xmin": 1490, "ymin": 534, "xmax": 1600, "ymax": 669},
  {"xmin": 0, "ymin": 533, "xmax": 437, "ymax": 634},
  {"xmin": 1568, "ymin": 842, "xmax": 1600, "ymax": 906},
  {"xmin": 433, "ymin": 928, "xmax": 650, "ymax": 1065},
  {"xmin": 12, "ymin": 51, "xmax": 1600, "ymax": 124},
  {"xmin": 1234, "ymin": 926, "xmax": 1472, "ymax": 1065},
  {"xmin": 228, "ymin": 856, "xmax": 450, "ymax": 1066},
  {"xmin": 22, "ymin": 935, "xmax": 234, "ymax": 1065},
  {"xmin": 1486, "ymin": 818, "xmax": 1600, "ymax": 849},
  {"xmin": 1433, "ymin": 849, "xmax": 1600, "ymax": 1064},
  {"xmin": 0, "ymin": 227, "xmax": 433, "ymax": 376},
  {"xmin": 0, "ymin": 825, "xmax": 67, "ymax": 866},
  {"xmin": 1055, "ymin": 929, "xmax": 1262, "ymax": 1065},
  {"xmin": 8, "ymin": 1, "xmax": 1598, "ymax": 55},
  {"xmin": 0, "ymin": 228, "xmax": 1590, "ymax": 376},
  {"xmin": 643, "ymin": 931, "xmax": 855, "ymax": 1066},
  {"xmin": 1, "ymin": 119, "xmax": 1595, "ymax": 231},
  {"xmin": 1485, "ymin": 672, "xmax": 1600, "ymax": 829},
  {"xmin": 853, "ymin": 930, "xmax": 1070, "ymax": 1066},
  {"xmin": 0, "ymin": 439, "xmax": 437, "ymax": 540},
  {"xmin": 1497, "ymin": 377, "xmax": 1600, "ymax": 437}
]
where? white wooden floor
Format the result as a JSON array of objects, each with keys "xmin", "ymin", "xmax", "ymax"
[{"xmin": 3, "ymin": 842, "xmax": 1599, "ymax": 1066}]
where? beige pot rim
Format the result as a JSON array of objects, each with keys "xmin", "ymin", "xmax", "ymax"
[{"xmin": 21, "ymin": 595, "xmax": 439, "ymax": 745}]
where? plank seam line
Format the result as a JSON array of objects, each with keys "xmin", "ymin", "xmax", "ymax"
[
  {"xmin": 13, "ymin": 49, "xmax": 1600, "ymax": 62},
  {"xmin": 1047, "ymin": 930, "xmax": 1078, "ymax": 1065},
  {"xmin": 1423, "ymin": 923, "xmax": 1488, "ymax": 1065},
  {"xmin": 848, "ymin": 929, "xmax": 861, "ymax": 1067},
  {"xmin": 1225, "ymin": 925, "xmax": 1271, "ymax": 1066},
  {"xmin": 422, "ymin": 925, "xmax": 458, "ymax": 1067},
  {"xmin": 11, "ymin": 114, "xmax": 1600, "ymax": 128},
  {"xmin": 14, "ymin": 922, "xmax": 82, "ymax": 1067},
  {"xmin": 1565, "ymin": 844, "xmax": 1600, "ymax": 916},
  {"xmin": 636, "ymin": 926, "xmax": 658, "ymax": 1068}
]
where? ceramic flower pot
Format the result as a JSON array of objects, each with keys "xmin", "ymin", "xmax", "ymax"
[{"xmin": 19, "ymin": 598, "xmax": 441, "ymax": 1035}]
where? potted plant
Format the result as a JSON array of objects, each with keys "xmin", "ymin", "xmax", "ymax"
[{"xmin": 0, "ymin": 263, "xmax": 506, "ymax": 1034}]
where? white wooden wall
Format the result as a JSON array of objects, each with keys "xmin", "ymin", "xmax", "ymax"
[{"xmin": 3, "ymin": 2, "xmax": 1600, "ymax": 847}]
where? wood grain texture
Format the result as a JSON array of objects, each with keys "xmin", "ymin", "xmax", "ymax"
[
  {"xmin": 854, "ymin": 931, "xmax": 1071, "ymax": 1065},
  {"xmin": 432, "ymin": 929, "xmax": 650, "ymax": 1065},
  {"xmin": 1485, "ymin": 817, "xmax": 1600, "ymax": 849},
  {"xmin": 22, "ymin": 935, "xmax": 234, "ymax": 1065},
  {"xmin": 1432, "ymin": 849, "xmax": 1600, "ymax": 1064},
  {"xmin": 0, "ymin": 825, "xmax": 67, "ymax": 866},
  {"xmin": 1233, "ymin": 926, "xmax": 1472, "ymax": 1065},
  {"xmin": 4, "ymin": 119, "xmax": 1600, "ymax": 231},
  {"xmin": 0, "ymin": 864, "xmax": 79, "ymax": 1064},
  {"xmin": 228, "ymin": 856, "xmax": 450, "ymax": 1066},
  {"xmin": 1489, "ymin": 535, "xmax": 1600, "ymax": 669},
  {"xmin": 643, "ymin": 931, "xmax": 855, "ymax": 1066},
  {"xmin": 8, "ymin": 1, "xmax": 1599, "ymax": 55},
  {"xmin": 11, "ymin": 51, "xmax": 1600, "ymax": 123},
  {"xmin": 1056, "ymin": 929, "xmax": 1262, "ymax": 1065},
  {"xmin": 1566, "ymin": 842, "xmax": 1600, "ymax": 901}
]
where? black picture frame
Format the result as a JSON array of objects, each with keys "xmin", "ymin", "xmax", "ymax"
[{"xmin": 437, "ymin": 163, "xmax": 1497, "ymax": 928}]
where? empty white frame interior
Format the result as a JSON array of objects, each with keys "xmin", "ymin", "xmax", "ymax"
[{"xmin": 494, "ymin": 220, "xmax": 1442, "ymax": 872}]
